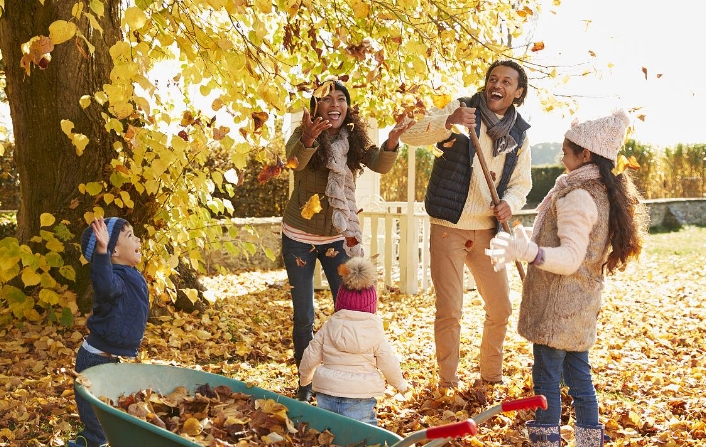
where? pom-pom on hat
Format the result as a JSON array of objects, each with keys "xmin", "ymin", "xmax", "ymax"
[
  {"xmin": 309, "ymin": 80, "xmax": 351, "ymax": 112},
  {"xmin": 564, "ymin": 109, "xmax": 630, "ymax": 161},
  {"xmin": 335, "ymin": 257, "xmax": 377, "ymax": 314},
  {"xmin": 80, "ymin": 217, "xmax": 128, "ymax": 262}
]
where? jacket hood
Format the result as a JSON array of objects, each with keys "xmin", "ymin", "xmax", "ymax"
[{"xmin": 328, "ymin": 310, "xmax": 384, "ymax": 353}]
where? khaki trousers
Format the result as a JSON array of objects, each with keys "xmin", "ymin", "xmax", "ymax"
[{"xmin": 430, "ymin": 224, "xmax": 511, "ymax": 385}]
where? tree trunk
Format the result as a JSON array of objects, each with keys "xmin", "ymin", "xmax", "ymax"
[
  {"xmin": 0, "ymin": 0, "xmax": 124, "ymax": 310},
  {"xmin": 0, "ymin": 1, "xmax": 207, "ymax": 314}
]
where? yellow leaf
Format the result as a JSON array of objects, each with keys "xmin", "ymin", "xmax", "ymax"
[
  {"xmin": 21, "ymin": 268, "xmax": 42, "ymax": 287},
  {"xmin": 79, "ymin": 95, "xmax": 92, "ymax": 109},
  {"xmin": 183, "ymin": 289, "xmax": 199, "ymax": 304},
  {"xmin": 431, "ymin": 93, "xmax": 452, "ymax": 109},
  {"xmin": 72, "ymin": 133, "xmax": 90, "ymax": 156},
  {"xmin": 89, "ymin": 0, "xmax": 104, "ymax": 17},
  {"xmin": 71, "ymin": 1, "xmax": 84, "ymax": 19},
  {"xmin": 83, "ymin": 12, "xmax": 103, "ymax": 35},
  {"xmin": 112, "ymin": 101, "xmax": 134, "ymax": 119},
  {"xmin": 182, "ymin": 417, "xmax": 201, "ymax": 436},
  {"xmin": 60, "ymin": 120, "xmax": 74, "ymax": 137},
  {"xmin": 301, "ymin": 194, "xmax": 322, "ymax": 219},
  {"xmin": 350, "ymin": 0, "xmax": 370, "ymax": 18},
  {"xmin": 123, "ymin": 6, "xmax": 146, "ymax": 29},
  {"xmin": 40, "ymin": 213, "xmax": 55, "ymax": 227},
  {"xmin": 119, "ymin": 191, "xmax": 134, "ymax": 209},
  {"xmin": 85, "ymin": 182, "xmax": 103, "ymax": 196},
  {"xmin": 49, "ymin": 20, "xmax": 77, "ymax": 45}
]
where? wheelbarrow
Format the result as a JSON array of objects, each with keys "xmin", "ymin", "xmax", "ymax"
[
  {"xmin": 75, "ymin": 362, "xmax": 404, "ymax": 447},
  {"xmin": 390, "ymin": 395, "xmax": 548, "ymax": 447}
]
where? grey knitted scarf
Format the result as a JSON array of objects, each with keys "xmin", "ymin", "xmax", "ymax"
[
  {"xmin": 467, "ymin": 92, "xmax": 518, "ymax": 157},
  {"xmin": 325, "ymin": 128, "xmax": 364, "ymax": 257}
]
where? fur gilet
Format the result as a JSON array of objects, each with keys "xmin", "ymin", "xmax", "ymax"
[{"xmin": 517, "ymin": 179, "xmax": 610, "ymax": 352}]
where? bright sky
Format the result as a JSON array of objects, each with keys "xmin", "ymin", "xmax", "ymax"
[
  {"xmin": 2, "ymin": 1, "xmax": 704, "ymax": 150},
  {"xmin": 522, "ymin": 0, "xmax": 706, "ymax": 147}
]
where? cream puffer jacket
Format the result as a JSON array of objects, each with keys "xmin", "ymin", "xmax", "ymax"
[{"xmin": 299, "ymin": 310, "xmax": 408, "ymax": 398}]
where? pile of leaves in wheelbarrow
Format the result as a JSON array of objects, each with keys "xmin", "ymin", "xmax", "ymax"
[{"xmin": 102, "ymin": 383, "xmax": 343, "ymax": 446}]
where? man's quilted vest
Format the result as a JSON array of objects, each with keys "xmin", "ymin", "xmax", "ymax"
[{"xmin": 424, "ymin": 98, "xmax": 530, "ymax": 224}]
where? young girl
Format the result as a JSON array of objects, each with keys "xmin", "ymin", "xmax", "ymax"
[
  {"xmin": 486, "ymin": 110, "xmax": 648, "ymax": 446},
  {"xmin": 298, "ymin": 256, "xmax": 408, "ymax": 425},
  {"xmin": 282, "ymin": 80, "xmax": 411, "ymax": 401}
]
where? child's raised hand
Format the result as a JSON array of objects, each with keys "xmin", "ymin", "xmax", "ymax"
[
  {"xmin": 91, "ymin": 218, "xmax": 110, "ymax": 254},
  {"xmin": 485, "ymin": 226, "xmax": 538, "ymax": 271}
]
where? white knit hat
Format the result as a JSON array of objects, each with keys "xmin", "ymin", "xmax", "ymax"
[{"xmin": 564, "ymin": 109, "xmax": 630, "ymax": 161}]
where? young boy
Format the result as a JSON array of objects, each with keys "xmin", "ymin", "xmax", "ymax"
[{"xmin": 69, "ymin": 217, "xmax": 150, "ymax": 447}]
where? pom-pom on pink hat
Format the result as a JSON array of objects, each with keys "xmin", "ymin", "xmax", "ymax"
[
  {"xmin": 564, "ymin": 109, "xmax": 630, "ymax": 161},
  {"xmin": 335, "ymin": 257, "xmax": 377, "ymax": 314}
]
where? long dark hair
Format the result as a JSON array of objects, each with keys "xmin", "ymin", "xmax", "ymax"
[
  {"xmin": 566, "ymin": 140, "xmax": 648, "ymax": 274},
  {"xmin": 305, "ymin": 83, "xmax": 374, "ymax": 174}
]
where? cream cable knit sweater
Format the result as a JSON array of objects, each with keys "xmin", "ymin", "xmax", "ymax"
[{"xmin": 401, "ymin": 100, "xmax": 532, "ymax": 230}]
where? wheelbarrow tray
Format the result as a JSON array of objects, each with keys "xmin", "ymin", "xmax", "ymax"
[{"xmin": 75, "ymin": 362, "xmax": 403, "ymax": 447}]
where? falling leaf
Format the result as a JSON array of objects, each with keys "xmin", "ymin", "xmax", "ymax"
[
  {"xmin": 530, "ymin": 41, "xmax": 545, "ymax": 52},
  {"xmin": 257, "ymin": 157, "xmax": 285, "ymax": 183},
  {"xmin": 294, "ymin": 255, "xmax": 306, "ymax": 267},
  {"xmin": 301, "ymin": 194, "xmax": 322, "ymax": 219},
  {"xmin": 465, "ymin": 240, "xmax": 473, "ymax": 249},
  {"xmin": 431, "ymin": 93, "xmax": 452, "ymax": 109},
  {"xmin": 642, "ymin": 67, "xmax": 648, "ymax": 80},
  {"xmin": 285, "ymin": 156, "xmax": 299, "ymax": 169},
  {"xmin": 441, "ymin": 138, "xmax": 456, "ymax": 148},
  {"xmin": 325, "ymin": 247, "xmax": 339, "ymax": 257}
]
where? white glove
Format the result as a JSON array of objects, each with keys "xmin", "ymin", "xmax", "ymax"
[{"xmin": 485, "ymin": 226, "xmax": 539, "ymax": 271}]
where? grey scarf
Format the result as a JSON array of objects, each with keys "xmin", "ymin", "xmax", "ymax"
[
  {"xmin": 467, "ymin": 92, "xmax": 518, "ymax": 157},
  {"xmin": 325, "ymin": 128, "xmax": 364, "ymax": 257}
]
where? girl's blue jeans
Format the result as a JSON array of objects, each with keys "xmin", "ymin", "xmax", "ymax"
[
  {"xmin": 532, "ymin": 343, "xmax": 599, "ymax": 426},
  {"xmin": 315, "ymin": 393, "xmax": 378, "ymax": 426},
  {"xmin": 73, "ymin": 346, "xmax": 119, "ymax": 446},
  {"xmin": 281, "ymin": 234, "xmax": 349, "ymax": 364}
]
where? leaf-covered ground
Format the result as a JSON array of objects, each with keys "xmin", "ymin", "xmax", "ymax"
[{"xmin": 1, "ymin": 226, "xmax": 705, "ymax": 446}]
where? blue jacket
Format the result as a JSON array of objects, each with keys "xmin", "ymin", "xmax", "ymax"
[
  {"xmin": 86, "ymin": 253, "xmax": 149, "ymax": 357},
  {"xmin": 424, "ymin": 99, "xmax": 530, "ymax": 224}
]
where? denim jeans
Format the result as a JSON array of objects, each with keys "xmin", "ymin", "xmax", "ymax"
[
  {"xmin": 282, "ymin": 234, "xmax": 349, "ymax": 364},
  {"xmin": 532, "ymin": 344, "xmax": 599, "ymax": 426},
  {"xmin": 315, "ymin": 393, "xmax": 378, "ymax": 426},
  {"xmin": 74, "ymin": 346, "xmax": 119, "ymax": 447}
]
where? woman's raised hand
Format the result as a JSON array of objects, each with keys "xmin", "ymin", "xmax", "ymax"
[{"xmin": 300, "ymin": 107, "xmax": 331, "ymax": 147}]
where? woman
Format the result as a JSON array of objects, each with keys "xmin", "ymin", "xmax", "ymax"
[{"xmin": 282, "ymin": 80, "xmax": 411, "ymax": 401}]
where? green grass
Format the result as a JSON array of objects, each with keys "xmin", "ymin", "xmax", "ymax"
[{"xmin": 645, "ymin": 224, "xmax": 706, "ymax": 258}]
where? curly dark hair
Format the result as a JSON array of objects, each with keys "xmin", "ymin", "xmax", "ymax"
[
  {"xmin": 484, "ymin": 59, "xmax": 529, "ymax": 107},
  {"xmin": 566, "ymin": 140, "xmax": 649, "ymax": 274},
  {"xmin": 305, "ymin": 86, "xmax": 374, "ymax": 174}
]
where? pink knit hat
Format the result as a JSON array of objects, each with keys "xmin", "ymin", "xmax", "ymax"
[
  {"xmin": 334, "ymin": 257, "xmax": 378, "ymax": 314},
  {"xmin": 564, "ymin": 109, "xmax": 630, "ymax": 161}
]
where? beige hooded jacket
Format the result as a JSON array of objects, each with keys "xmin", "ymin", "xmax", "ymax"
[{"xmin": 299, "ymin": 310, "xmax": 408, "ymax": 398}]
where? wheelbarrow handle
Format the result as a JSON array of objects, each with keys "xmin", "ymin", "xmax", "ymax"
[
  {"xmin": 426, "ymin": 420, "xmax": 478, "ymax": 440},
  {"xmin": 391, "ymin": 396, "xmax": 546, "ymax": 447},
  {"xmin": 390, "ymin": 420, "xmax": 477, "ymax": 447},
  {"xmin": 473, "ymin": 395, "xmax": 548, "ymax": 425},
  {"xmin": 502, "ymin": 395, "xmax": 547, "ymax": 412}
]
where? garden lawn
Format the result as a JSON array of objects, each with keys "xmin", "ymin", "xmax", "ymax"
[{"xmin": 0, "ymin": 226, "xmax": 704, "ymax": 446}]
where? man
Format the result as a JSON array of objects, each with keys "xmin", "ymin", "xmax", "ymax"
[{"xmin": 401, "ymin": 60, "xmax": 532, "ymax": 388}]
